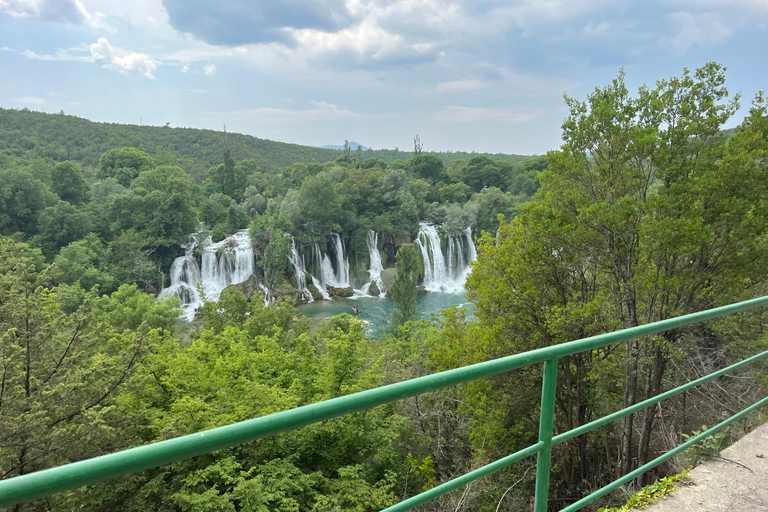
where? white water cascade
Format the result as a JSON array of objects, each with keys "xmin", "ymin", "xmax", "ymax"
[
  {"xmin": 288, "ymin": 239, "xmax": 314, "ymax": 302},
  {"xmin": 160, "ymin": 230, "xmax": 256, "ymax": 321},
  {"xmin": 288, "ymin": 238, "xmax": 330, "ymax": 301},
  {"xmin": 360, "ymin": 230, "xmax": 386, "ymax": 297},
  {"xmin": 415, "ymin": 222, "xmax": 477, "ymax": 293},
  {"xmin": 318, "ymin": 234, "xmax": 349, "ymax": 289},
  {"xmin": 333, "ymin": 233, "xmax": 350, "ymax": 288}
]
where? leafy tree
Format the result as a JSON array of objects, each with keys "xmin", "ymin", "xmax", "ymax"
[
  {"xmin": 97, "ymin": 147, "xmax": 157, "ymax": 187},
  {"xmin": 438, "ymin": 182, "xmax": 472, "ymax": 203},
  {"xmin": 409, "ymin": 154, "xmax": 446, "ymax": 182},
  {"xmin": 390, "ymin": 243, "xmax": 420, "ymax": 330},
  {"xmin": 298, "ymin": 175, "xmax": 343, "ymax": 239},
  {"xmin": 51, "ymin": 234, "xmax": 115, "ymax": 292},
  {"xmin": 208, "ymin": 149, "xmax": 243, "ymax": 198},
  {"xmin": 106, "ymin": 230, "xmax": 159, "ymax": 293},
  {"xmin": 0, "ymin": 240, "xmax": 176, "ymax": 491},
  {"xmin": 467, "ymin": 187, "xmax": 516, "ymax": 235},
  {"xmin": 50, "ymin": 161, "xmax": 90, "ymax": 205},
  {"xmin": 241, "ymin": 185, "xmax": 267, "ymax": 217},
  {"xmin": 70, "ymin": 299, "xmax": 402, "ymax": 512},
  {"xmin": 226, "ymin": 202, "xmax": 250, "ymax": 233},
  {"xmin": 198, "ymin": 193, "xmax": 231, "ymax": 231},
  {"xmin": 35, "ymin": 200, "xmax": 92, "ymax": 254},
  {"xmin": 0, "ymin": 168, "xmax": 53, "ymax": 236},
  {"xmin": 109, "ymin": 165, "xmax": 197, "ymax": 251},
  {"xmin": 251, "ymin": 211, "xmax": 293, "ymax": 297},
  {"xmin": 460, "ymin": 156, "xmax": 507, "ymax": 193},
  {"xmin": 466, "ymin": 63, "xmax": 768, "ymax": 498}
]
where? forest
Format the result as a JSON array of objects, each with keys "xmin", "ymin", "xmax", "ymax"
[{"xmin": 1, "ymin": 62, "xmax": 768, "ymax": 511}]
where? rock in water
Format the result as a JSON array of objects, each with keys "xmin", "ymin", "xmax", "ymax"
[
  {"xmin": 327, "ymin": 286, "xmax": 354, "ymax": 297},
  {"xmin": 230, "ymin": 275, "xmax": 259, "ymax": 301}
]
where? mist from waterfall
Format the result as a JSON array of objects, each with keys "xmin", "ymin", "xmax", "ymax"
[{"xmin": 160, "ymin": 229, "xmax": 256, "ymax": 321}]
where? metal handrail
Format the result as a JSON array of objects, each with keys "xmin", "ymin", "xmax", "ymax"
[{"xmin": 1, "ymin": 296, "xmax": 768, "ymax": 510}]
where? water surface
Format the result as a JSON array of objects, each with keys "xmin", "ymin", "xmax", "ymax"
[{"xmin": 298, "ymin": 292, "xmax": 475, "ymax": 338}]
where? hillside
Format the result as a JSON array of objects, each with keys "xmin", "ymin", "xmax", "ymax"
[{"xmin": 0, "ymin": 108, "xmax": 532, "ymax": 182}]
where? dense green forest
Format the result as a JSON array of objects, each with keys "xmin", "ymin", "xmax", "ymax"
[
  {"xmin": 0, "ymin": 108, "xmax": 529, "ymax": 181},
  {"xmin": 1, "ymin": 62, "xmax": 768, "ymax": 511}
]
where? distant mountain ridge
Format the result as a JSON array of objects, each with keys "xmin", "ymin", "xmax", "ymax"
[
  {"xmin": 321, "ymin": 142, "xmax": 368, "ymax": 150},
  {"xmin": 0, "ymin": 108, "xmax": 533, "ymax": 182}
]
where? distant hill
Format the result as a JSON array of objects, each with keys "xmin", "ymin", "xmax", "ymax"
[
  {"xmin": 0, "ymin": 108, "xmax": 533, "ymax": 182},
  {"xmin": 321, "ymin": 142, "xmax": 368, "ymax": 150}
]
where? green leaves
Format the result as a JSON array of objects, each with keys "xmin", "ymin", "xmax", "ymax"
[{"xmin": 390, "ymin": 243, "xmax": 419, "ymax": 331}]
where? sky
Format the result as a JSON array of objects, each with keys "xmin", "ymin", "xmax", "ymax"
[{"xmin": 1, "ymin": 0, "xmax": 767, "ymax": 155}]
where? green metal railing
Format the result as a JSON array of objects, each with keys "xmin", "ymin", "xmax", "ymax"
[{"xmin": 2, "ymin": 296, "xmax": 768, "ymax": 510}]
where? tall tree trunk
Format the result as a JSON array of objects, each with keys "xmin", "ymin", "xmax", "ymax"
[
  {"xmin": 636, "ymin": 345, "xmax": 668, "ymax": 485},
  {"xmin": 619, "ymin": 286, "xmax": 640, "ymax": 477}
]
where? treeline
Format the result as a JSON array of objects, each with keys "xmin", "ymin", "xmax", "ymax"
[
  {"xmin": 2, "ymin": 62, "xmax": 768, "ymax": 512},
  {"xmin": 0, "ymin": 108, "xmax": 529, "ymax": 182}
]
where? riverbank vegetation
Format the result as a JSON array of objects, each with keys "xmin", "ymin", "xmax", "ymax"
[{"xmin": 1, "ymin": 62, "xmax": 768, "ymax": 511}]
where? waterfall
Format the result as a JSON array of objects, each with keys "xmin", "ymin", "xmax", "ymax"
[
  {"xmin": 415, "ymin": 222, "xmax": 448, "ymax": 292},
  {"xmin": 259, "ymin": 283, "xmax": 270, "ymax": 306},
  {"xmin": 415, "ymin": 222, "xmax": 477, "ymax": 293},
  {"xmin": 201, "ymin": 230, "xmax": 255, "ymax": 302},
  {"xmin": 318, "ymin": 234, "xmax": 349, "ymax": 288},
  {"xmin": 287, "ymin": 238, "xmax": 314, "ymax": 302},
  {"xmin": 160, "ymin": 229, "xmax": 256, "ymax": 321},
  {"xmin": 465, "ymin": 226, "xmax": 477, "ymax": 261},
  {"xmin": 333, "ymin": 233, "xmax": 350, "ymax": 287},
  {"xmin": 288, "ymin": 238, "xmax": 329, "ymax": 301},
  {"xmin": 360, "ymin": 230, "xmax": 386, "ymax": 297},
  {"xmin": 318, "ymin": 244, "xmax": 336, "ymax": 289}
]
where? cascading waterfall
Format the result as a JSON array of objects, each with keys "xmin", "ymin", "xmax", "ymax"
[
  {"xmin": 318, "ymin": 244, "xmax": 336, "ymax": 289},
  {"xmin": 360, "ymin": 230, "xmax": 386, "ymax": 297},
  {"xmin": 288, "ymin": 238, "xmax": 314, "ymax": 302},
  {"xmin": 289, "ymin": 238, "xmax": 330, "ymax": 301},
  {"xmin": 201, "ymin": 231, "xmax": 255, "ymax": 301},
  {"xmin": 415, "ymin": 222, "xmax": 448, "ymax": 292},
  {"xmin": 415, "ymin": 222, "xmax": 477, "ymax": 293},
  {"xmin": 259, "ymin": 283, "xmax": 270, "ymax": 306},
  {"xmin": 333, "ymin": 233, "xmax": 350, "ymax": 288},
  {"xmin": 318, "ymin": 234, "xmax": 350, "ymax": 289},
  {"xmin": 160, "ymin": 229, "xmax": 256, "ymax": 321}
]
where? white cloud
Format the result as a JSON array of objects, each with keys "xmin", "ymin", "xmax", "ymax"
[
  {"xmin": 434, "ymin": 106, "xmax": 537, "ymax": 124},
  {"xmin": 667, "ymin": 11, "xmax": 736, "ymax": 54},
  {"xmin": 203, "ymin": 63, "xmax": 216, "ymax": 75},
  {"xmin": 216, "ymin": 101, "xmax": 362, "ymax": 124},
  {"xmin": 2, "ymin": 45, "xmax": 92, "ymax": 62},
  {"xmin": 78, "ymin": 0, "xmax": 169, "ymax": 28},
  {"xmin": 0, "ymin": 0, "xmax": 112, "ymax": 30},
  {"xmin": 16, "ymin": 96, "xmax": 46, "ymax": 104},
  {"xmin": 90, "ymin": 38, "xmax": 158, "ymax": 78},
  {"xmin": 180, "ymin": 63, "xmax": 190, "ymax": 72},
  {"xmin": 433, "ymin": 78, "xmax": 490, "ymax": 93},
  {"xmin": 287, "ymin": 19, "xmax": 440, "ymax": 66}
]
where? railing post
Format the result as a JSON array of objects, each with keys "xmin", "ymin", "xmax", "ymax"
[{"xmin": 534, "ymin": 357, "xmax": 559, "ymax": 512}]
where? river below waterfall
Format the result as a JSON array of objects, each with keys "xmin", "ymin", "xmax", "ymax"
[{"xmin": 298, "ymin": 292, "xmax": 474, "ymax": 338}]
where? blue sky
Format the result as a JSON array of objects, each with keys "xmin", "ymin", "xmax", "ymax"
[{"xmin": 1, "ymin": 0, "xmax": 766, "ymax": 155}]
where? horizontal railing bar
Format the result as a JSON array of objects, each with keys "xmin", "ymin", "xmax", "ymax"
[
  {"xmin": 552, "ymin": 348, "xmax": 768, "ymax": 446},
  {"xmin": 1, "ymin": 296, "xmax": 766, "ymax": 507},
  {"xmin": 381, "ymin": 442, "xmax": 544, "ymax": 512},
  {"xmin": 558, "ymin": 394, "xmax": 768, "ymax": 512}
]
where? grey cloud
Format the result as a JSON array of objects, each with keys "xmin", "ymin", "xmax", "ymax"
[{"xmin": 162, "ymin": 0, "xmax": 354, "ymax": 46}]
